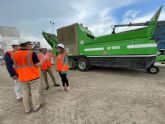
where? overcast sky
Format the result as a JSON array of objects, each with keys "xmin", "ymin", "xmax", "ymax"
[{"xmin": 0, "ymin": 0, "xmax": 164, "ymax": 47}]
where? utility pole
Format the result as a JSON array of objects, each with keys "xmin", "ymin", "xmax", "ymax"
[{"xmin": 50, "ymin": 21, "xmax": 55, "ymax": 34}]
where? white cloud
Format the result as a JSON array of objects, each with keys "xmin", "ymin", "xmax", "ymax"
[
  {"xmin": 69, "ymin": 0, "xmax": 140, "ymax": 36},
  {"xmin": 123, "ymin": 10, "xmax": 141, "ymax": 23},
  {"xmin": 0, "ymin": 0, "xmax": 154, "ymax": 43},
  {"xmin": 124, "ymin": 10, "xmax": 165, "ymax": 23},
  {"xmin": 115, "ymin": 8, "xmax": 165, "ymax": 33}
]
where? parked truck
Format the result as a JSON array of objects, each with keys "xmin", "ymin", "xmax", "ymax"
[{"xmin": 43, "ymin": 6, "xmax": 163, "ymax": 74}]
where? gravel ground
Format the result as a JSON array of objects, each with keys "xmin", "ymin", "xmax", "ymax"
[{"xmin": 0, "ymin": 63, "xmax": 165, "ymax": 124}]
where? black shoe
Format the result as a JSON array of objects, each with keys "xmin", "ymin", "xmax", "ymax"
[
  {"xmin": 54, "ymin": 83, "xmax": 60, "ymax": 87},
  {"xmin": 45, "ymin": 86, "xmax": 49, "ymax": 90}
]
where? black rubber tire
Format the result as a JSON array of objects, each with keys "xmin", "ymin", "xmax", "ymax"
[
  {"xmin": 146, "ymin": 66, "xmax": 159, "ymax": 74},
  {"xmin": 161, "ymin": 61, "xmax": 165, "ymax": 64},
  {"xmin": 77, "ymin": 58, "xmax": 90, "ymax": 71},
  {"xmin": 68, "ymin": 59, "xmax": 77, "ymax": 70}
]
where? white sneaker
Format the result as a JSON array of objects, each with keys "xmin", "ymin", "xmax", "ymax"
[
  {"xmin": 16, "ymin": 95, "xmax": 23, "ymax": 100},
  {"xmin": 66, "ymin": 87, "xmax": 70, "ymax": 91}
]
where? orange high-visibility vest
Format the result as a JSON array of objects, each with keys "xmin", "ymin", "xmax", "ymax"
[
  {"xmin": 13, "ymin": 50, "xmax": 40, "ymax": 82},
  {"xmin": 38, "ymin": 53, "xmax": 52, "ymax": 70},
  {"xmin": 55, "ymin": 53, "xmax": 69, "ymax": 72}
]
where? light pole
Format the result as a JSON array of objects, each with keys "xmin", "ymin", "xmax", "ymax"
[{"xmin": 50, "ymin": 21, "xmax": 55, "ymax": 34}]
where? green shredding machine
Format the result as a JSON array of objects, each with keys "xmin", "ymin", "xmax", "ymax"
[{"xmin": 43, "ymin": 6, "xmax": 163, "ymax": 74}]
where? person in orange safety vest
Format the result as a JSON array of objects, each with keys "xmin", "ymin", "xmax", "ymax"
[
  {"xmin": 56, "ymin": 43, "xmax": 69, "ymax": 91},
  {"xmin": 12, "ymin": 39, "xmax": 47, "ymax": 113},
  {"xmin": 38, "ymin": 47, "xmax": 60, "ymax": 90}
]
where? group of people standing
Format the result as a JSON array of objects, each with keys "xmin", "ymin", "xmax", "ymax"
[{"xmin": 4, "ymin": 39, "xmax": 69, "ymax": 113}]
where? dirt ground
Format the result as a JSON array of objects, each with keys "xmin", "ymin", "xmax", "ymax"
[{"xmin": 0, "ymin": 63, "xmax": 165, "ymax": 124}]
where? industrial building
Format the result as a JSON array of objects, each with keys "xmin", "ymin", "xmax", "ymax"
[{"xmin": 0, "ymin": 26, "xmax": 20, "ymax": 53}]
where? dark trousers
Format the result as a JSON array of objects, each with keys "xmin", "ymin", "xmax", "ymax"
[{"xmin": 59, "ymin": 72, "xmax": 69, "ymax": 87}]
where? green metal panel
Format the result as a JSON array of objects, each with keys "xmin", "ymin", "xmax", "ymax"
[
  {"xmin": 75, "ymin": 7, "xmax": 162, "ymax": 57},
  {"xmin": 134, "ymin": 39, "xmax": 157, "ymax": 55},
  {"xmin": 156, "ymin": 55, "xmax": 165, "ymax": 62},
  {"xmin": 77, "ymin": 25, "xmax": 158, "ymax": 56},
  {"xmin": 82, "ymin": 40, "xmax": 135, "ymax": 56},
  {"xmin": 77, "ymin": 25, "xmax": 94, "ymax": 55},
  {"xmin": 95, "ymin": 28, "xmax": 148, "ymax": 43},
  {"xmin": 82, "ymin": 39, "xmax": 157, "ymax": 56},
  {"xmin": 147, "ymin": 6, "xmax": 163, "ymax": 37}
]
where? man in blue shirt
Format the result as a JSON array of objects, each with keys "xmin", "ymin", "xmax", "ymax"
[{"xmin": 4, "ymin": 40, "xmax": 23, "ymax": 100}]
